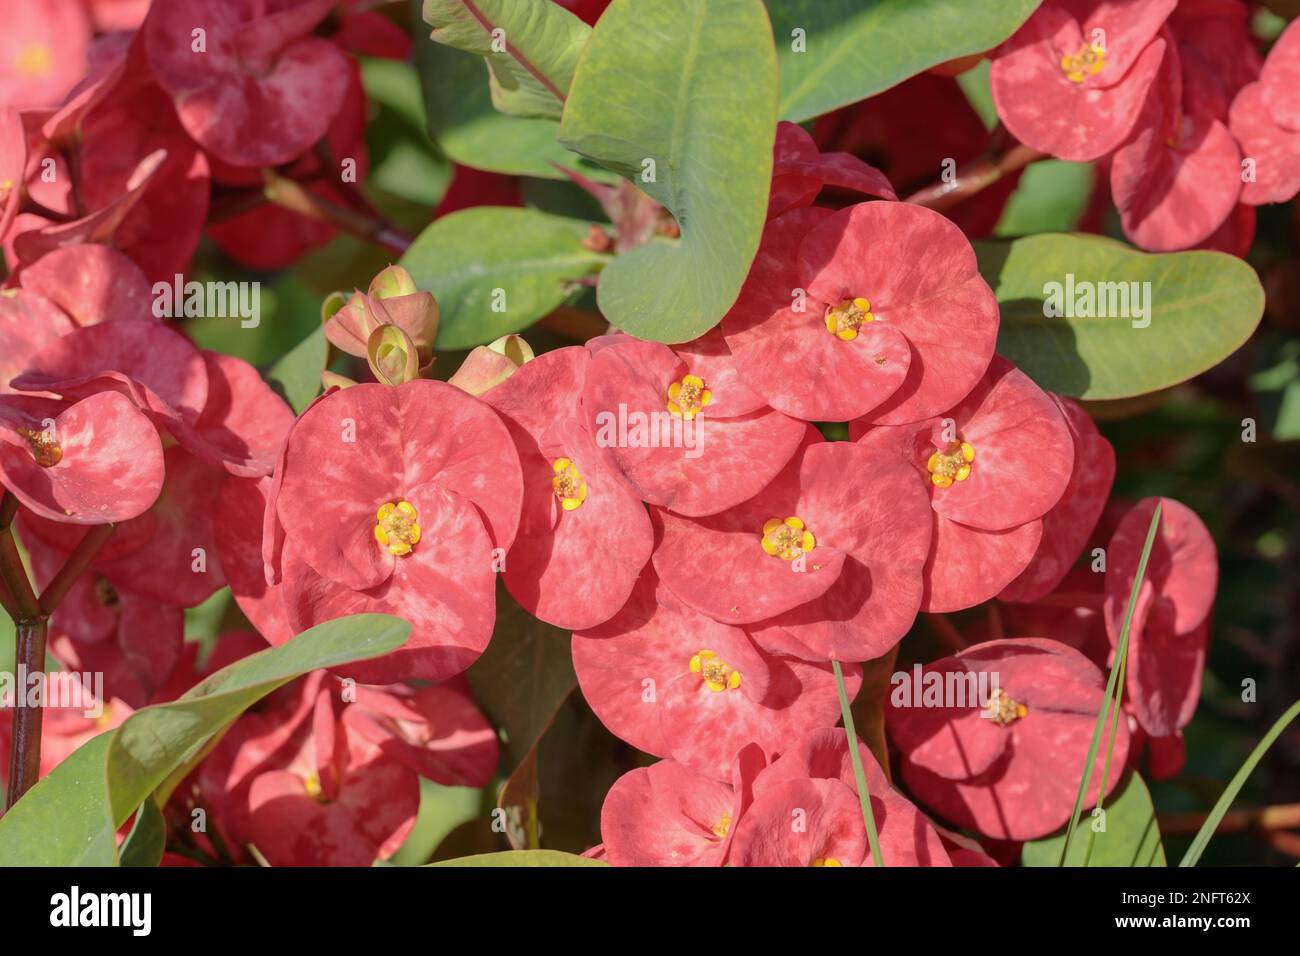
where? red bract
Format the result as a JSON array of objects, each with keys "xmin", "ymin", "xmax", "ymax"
[
  {"xmin": 572, "ymin": 569, "xmax": 856, "ymax": 780},
  {"xmin": 887, "ymin": 638, "xmax": 1129, "ymax": 841},
  {"xmin": 722, "ymin": 201, "xmax": 998, "ymax": 424},
  {"xmin": 1110, "ymin": 31, "xmax": 1242, "ymax": 251},
  {"xmin": 0, "ymin": 291, "xmax": 74, "ymax": 394},
  {"xmin": 484, "ymin": 347, "xmax": 653, "ymax": 630},
  {"xmin": 143, "ymin": 0, "xmax": 350, "ymax": 168},
  {"xmin": 990, "ymin": 0, "xmax": 1176, "ymax": 162},
  {"xmin": 583, "ymin": 335, "xmax": 804, "ymax": 517},
  {"xmin": 26, "ymin": 541, "xmax": 183, "ymax": 708},
  {"xmin": 730, "ymin": 729, "xmax": 951, "ymax": 866},
  {"xmin": 654, "ymin": 429, "xmax": 931, "ymax": 662},
  {"xmin": 0, "ymin": 108, "xmax": 23, "ymax": 239},
  {"xmin": 813, "ymin": 73, "xmax": 1020, "ymax": 237},
  {"xmin": 0, "ymin": 0, "xmax": 91, "ymax": 110},
  {"xmin": 767, "ymin": 121, "xmax": 896, "ymax": 219},
  {"xmin": 1104, "ymin": 498, "xmax": 1216, "ymax": 743},
  {"xmin": 216, "ymin": 476, "xmax": 294, "ymax": 645},
  {"xmin": 267, "ymin": 381, "xmax": 522, "ymax": 683},
  {"xmin": 0, "ymin": 391, "xmax": 164, "ymax": 524},
  {"xmin": 999, "ymin": 397, "xmax": 1114, "ymax": 604},
  {"xmin": 856, "ymin": 357, "xmax": 1074, "ymax": 612},
  {"xmin": 17, "ymin": 243, "xmax": 154, "ymax": 326},
  {"xmin": 1230, "ymin": 19, "xmax": 1300, "ymax": 205},
  {"xmin": 599, "ymin": 744, "xmax": 765, "ymax": 866}
]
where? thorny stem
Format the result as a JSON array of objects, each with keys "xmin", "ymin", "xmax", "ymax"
[
  {"xmin": 0, "ymin": 492, "xmax": 115, "ymax": 810},
  {"xmin": 261, "ymin": 168, "xmax": 411, "ymax": 256}
]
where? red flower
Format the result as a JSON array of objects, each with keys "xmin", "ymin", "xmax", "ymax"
[
  {"xmin": 767, "ymin": 120, "xmax": 896, "ymax": 220},
  {"xmin": 887, "ymin": 638, "xmax": 1129, "ymax": 841},
  {"xmin": 0, "ymin": 0, "xmax": 91, "ymax": 111},
  {"xmin": 855, "ymin": 357, "xmax": 1075, "ymax": 612},
  {"xmin": 1230, "ymin": 19, "xmax": 1300, "ymax": 205},
  {"xmin": 573, "ymin": 569, "xmax": 855, "ymax": 780},
  {"xmin": 267, "ymin": 381, "xmax": 522, "ymax": 683},
  {"xmin": 991, "ymin": 0, "xmax": 1176, "ymax": 162},
  {"xmin": 583, "ymin": 333, "xmax": 805, "ymax": 516},
  {"xmin": 654, "ymin": 429, "xmax": 931, "ymax": 662},
  {"xmin": 484, "ymin": 347, "xmax": 652, "ymax": 630},
  {"xmin": 599, "ymin": 744, "xmax": 765, "ymax": 866},
  {"xmin": 999, "ymin": 396, "xmax": 1115, "ymax": 604},
  {"xmin": 143, "ymin": 0, "xmax": 350, "ymax": 168},
  {"xmin": 729, "ymin": 729, "xmax": 952, "ymax": 866},
  {"xmin": 722, "ymin": 201, "xmax": 998, "ymax": 424},
  {"xmin": 1103, "ymin": 497, "xmax": 1216, "ymax": 742}
]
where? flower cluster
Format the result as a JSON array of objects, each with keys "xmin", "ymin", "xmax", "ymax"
[{"xmin": 990, "ymin": 0, "xmax": 1299, "ymax": 253}]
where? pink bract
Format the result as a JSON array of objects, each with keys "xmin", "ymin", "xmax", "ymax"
[
  {"xmin": 0, "ymin": 0, "xmax": 91, "ymax": 111},
  {"xmin": 484, "ymin": 347, "xmax": 653, "ymax": 630},
  {"xmin": 573, "ymin": 569, "xmax": 857, "ymax": 780},
  {"xmin": 143, "ymin": 0, "xmax": 350, "ymax": 168},
  {"xmin": 991, "ymin": 0, "xmax": 1176, "ymax": 162},
  {"xmin": 887, "ymin": 638, "xmax": 1129, "ymax": 841},
  {"xmin": 269, "ymin": 380, "xmax": 522, "ymax": 683},
  {"xmin": 1229, "ymin": 19, "xmax": 1300, "ymax": 205},
  {"xmin": 654, "ymin": 429, "xmax": 931, "ymax": 662},
  {"xmin": 767, "ymin": 120, "xmax": 896, "ymax": 219},
  {"xmin": 583, "ymin": 336, "xmax": 805, "ymax": 517}
]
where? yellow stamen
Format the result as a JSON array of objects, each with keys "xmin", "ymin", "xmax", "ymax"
[
  {"xmin": 1060, "ymin": 41, "xmax": 1105, "ymax": 83},
  {"xmin": 666, "ymin": 373, "xmax": 712, "ymax": 420},
  {"xmin": 824, "ymin": 297, "xmax": 873, "ymax": 341},
  {"xmin": 551, "ymin": 457, "xmax": 587, "ymax": 511},
  {"xmin": 13, "ymin": 43, "xmax": 53, "ymax": 78},
  {"xmin": 374, "ymin": 500, "xmax": 421, "ymax": 556},
  {"xmin": 984, "ymin": 687, "xmax": 1028, "ymax": 726},
  {"xmin": 303, "ymin": 772, "xmax": 328, "ymax": 803},
  {"xmin": 761, "ymin": 516, "xmax": 815, "ymax": 560},
  {"xmin": 926, "ymin": 440, "xmax": 975, "ymax": 489},
  {"xmin": 16, "ymin": 427, "xmax": 62, "ymax": 467},
  {"xmin": 688, "ymin": 649, "xmax": 742, "ymax": 693},
  {"xmin": 712, "ymin": 814, "xmax": 732, "ymax": 838},
  {"xmin": 812, "ymin": 857, "xmax": 842, "ymax": 867}
]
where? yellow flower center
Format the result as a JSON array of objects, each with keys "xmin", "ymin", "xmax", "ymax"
[
  {"xmin": 13, "ymin": 43, "xmax": 53, "ymax": 78},
  {"xmin": 984, "ymin": 687, "xmax": 1028, "ymax": 726},
  {"xmin": 825, "ymin": 297, "xmax": 873, "ymax": 341},
  {"xmin": 812, "ymin": 857, "xmax": 842, "ymax": 867},
  {"xmin": 0, "ymin": 179, "xmax": 14, "ymax": 206},
  {"xmin": 551, "ymin": 457, "xmax": 587, "ymax": 511},
  {"xmin": 926, "ymin": 440, "xmax": 975, "ymax": 488},
  {"xmin": 16, "ymin": 427, "xmax": 62, "ymax": 468},
  {"xmin": 761, "ymin": 516, "xmax": 815, "ymax": 560},
  {"xmin": 712, "ymin": 814, "xmax": 732, "ymax": 839},
  {"xmin": 374, "ymin": 500, "xmax": 421, "ymax": 556},
  {"xmin": 1060, "ymin": 42, "xmax": 1105, "ymax": 83},
  {"xmin": 303, "ymin": 772, "xmax": 328, "ymax": 803},
  {"xmin": 667, "ymin": 374, "xmax": 712, "ymax": 420},
  {"xmin": 689, "ymin": 649, "xmax": 742, "ymax": 692}
]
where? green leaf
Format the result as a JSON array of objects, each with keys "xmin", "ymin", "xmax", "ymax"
[
  {"xmin": 400, "ymin": 207, "xmax": 604, "ymax": 350},
  {"xmin": 833, "ymin": 660, "xmax": 884, "ymax": 866},
  {"xmin": 264, "ymin": 326, "xmax": 327, "ymax": 414},
  {"xmin": 1180, "ymin": 697, "xmax": 1300, "ymax": 867},
  {"xmin": 0, "ymin": 733, "xmax": 117, "ymax": 866},
  {"xmin": 119, "ymin": 799, "xmax": 167, "ymax": 868},
  {"xmin": 976, "ymin": 234, "xmax": 1265, "ymax": 400},
  {"xmin": 421, "ymin": 0, "xmax": 590, "ymax": 121},
  {"xmin": 558, "ymin": 0, "xmax": 778, "ymax": 343},
  {"xmin": 427, "ymin": 849, "xmax": 606, "ymax": 867},
  {"xmin": 995, "ymin": 160, "xmax": 1093, "ymax": 237},
  {"xmin": 0, "ymin": 614, "xmax": 410, "ymax": 866},
  {"xmin": 767, "ymin": 0, "xmax": 1042, "ymax": 122},
  {"xmin": 1023, "ymin": 771, "xmax": 1166, "ymax": 867}
]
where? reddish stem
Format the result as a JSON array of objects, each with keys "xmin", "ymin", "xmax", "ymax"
[{"xmin": 905, "ymin": 137, "xmax": 1046, "ymax": 214}]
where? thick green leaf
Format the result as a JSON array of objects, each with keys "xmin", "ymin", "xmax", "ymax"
[
  {"xmin": 0, "ymin": 733, "xmax": 116, "ymax": 866},
  {"xmin": 767, "ymin": 0, "xmax": 1041, "ymax": 122},
  {"xmin": 400, "ymin": 207, "xmax": 604, "ymax": 350},
  {"xmin": 1023, "ymin": 771, "xmax": 1166, "ymax": 867},
  {"xmin": 422, "ymin": 0, "xmax": 590, "ymax": 121},
  {"xmin": 264, "ymin": 326, "xmax": 327, "ymax": 414},
  {"xmin": 119, "ymin": 799, "xmax": 167, "ymax": 868},
  {"xmin": 427, "ymin": 849, "xmax": 606, "ymax": 867},
  {"xmin": 995, "ymin": 161, "xmax": 1093, "ymax": 237},
  {"xmin": 0, "ymin": 614, "xmax": 409, "ymax": 866},
  {"xmin": 976, "ymin": 234, "xmax": 1265, "ymax": 400},
  {"xmin": 558, "ymin": 0, "xmax": 778, "ymax": 342}
]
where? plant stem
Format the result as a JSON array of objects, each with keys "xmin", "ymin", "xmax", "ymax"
[
  {"xmin": 832, "ymin": 659, "xmax": 885, "ymax": 867},
  {"xmin": 5, "ymin": 617, "xmax": 49, "ymax": 810},
  {"xmin": 262, "ymin": 169, "xmax": 411, "ymax": 256},
  {"xmin": 905, "ymin": 137, "xmax": 1045, "ymax": 214}
]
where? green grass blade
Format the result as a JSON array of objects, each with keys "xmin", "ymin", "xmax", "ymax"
[
  {"xmin": 1179, "ymin": 697, "xmax": 1300, "ymax": 867},
  {"xmin": 832, "ymin": 659, "xmax": 884, "ymax": 867},
  {"xmin": 1081, "ymin": 637, "xmax": 1131, "ymax": 867},
  {"xmin": 1059, "ymin": 502, "xmax": 1162, "ymax": 866}
]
